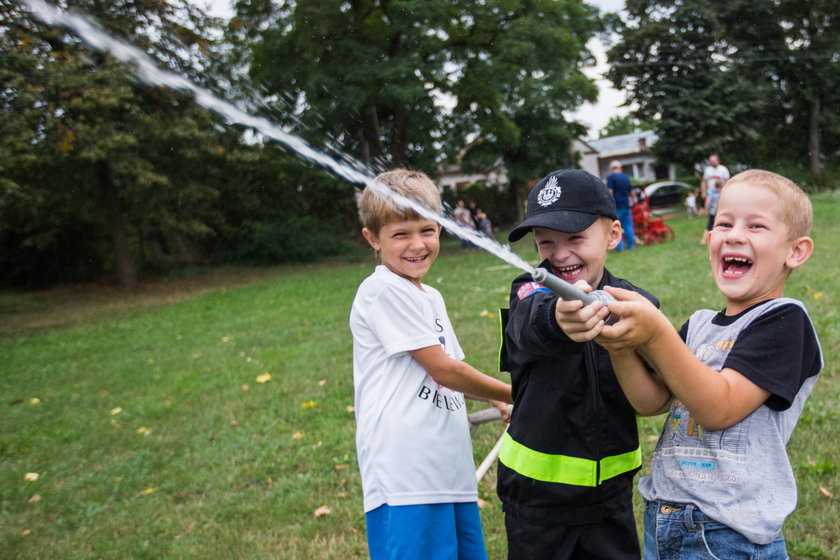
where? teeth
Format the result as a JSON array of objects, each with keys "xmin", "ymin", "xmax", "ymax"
[
  {"xmin": 557, "ymin": 264, "xmax": 582, "ymax": 272},
  {"xmin": 724, "ymin": 257, "xmax": 751, "ymax": 264}
]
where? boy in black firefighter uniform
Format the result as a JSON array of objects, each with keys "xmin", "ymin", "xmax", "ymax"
[{"xmin": 498, "ymin": 169, "xmax": 658, "ymax": 560}]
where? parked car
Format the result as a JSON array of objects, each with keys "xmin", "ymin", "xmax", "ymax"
[{"xmin": 644, "ymin": 181, "xmax": 694, "ymax": 210}]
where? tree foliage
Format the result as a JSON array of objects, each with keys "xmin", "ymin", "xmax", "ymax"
[
  {"xmin": 231, "ymin": 0, "xmax": 604, "ymax": 215},
  {"xmin": 0, "ymin": 0, "xmax": 236, "ymax": 288},
  {"xmin": 598, "ymin": 114, "xmax": 656, "ymax": 138},
  {"xmin": 607, "ymin": 0, "xmax": 840, "ymax": 186}
]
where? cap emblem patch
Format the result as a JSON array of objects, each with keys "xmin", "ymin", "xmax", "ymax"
[{"xmin": 537, "ymin": 175, "xmax": 561, "ymax": 207}]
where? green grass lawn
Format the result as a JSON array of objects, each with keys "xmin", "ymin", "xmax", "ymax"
[{"xmin": 2, "ymin": 192, "xmax": 838, "ymax": 559}]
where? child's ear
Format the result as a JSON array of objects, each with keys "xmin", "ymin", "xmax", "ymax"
[
  {"xmin": 785, "ymin": 236, "xmax": 814, "ymax": 270},
  {"xmin": 361, "ymin": 228, "xmax": 380, "ymax": 252},
  {"xmin": 607, "ymin": 219, "xmax": 623, "ymax": 250}
]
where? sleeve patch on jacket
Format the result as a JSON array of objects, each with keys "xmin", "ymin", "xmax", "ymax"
[{"xmin": 517, "ymin": 282, "xmax": 550, "ymax": 300}]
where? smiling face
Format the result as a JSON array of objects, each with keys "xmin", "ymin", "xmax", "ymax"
[
  {"xmin": 709, "ymin": 181, "xmax": 813, "ymax": 315},
  {"xmin": 533, "ymin": 218, "xmax": 622, "ymax": 288},
  {"xmin": 362, "ymin": 218, "xmax": 441, "ymax": 289}
]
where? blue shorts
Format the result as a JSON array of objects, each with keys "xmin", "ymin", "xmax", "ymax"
[
  {"xmin": 366, "ymin": 502, "xmax": 488, "ymax": 560},
  {"xmin": 643, "ymin": 500, "xmax": 788, "ymax": 559}
]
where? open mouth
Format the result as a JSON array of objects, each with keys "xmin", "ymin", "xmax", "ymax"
[
  {"xmin": 553, "ymin": 264, "xmax": 584, "ymax": 281},
  {"xmin": 722, "ymin": 256, "xmax": 752, "ymax": 277}
]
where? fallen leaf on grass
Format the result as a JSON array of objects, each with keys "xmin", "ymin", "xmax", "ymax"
[
  {"xmin": 174, "ymin": 520, "xmax": 197, "ymax": 540},
  {"xmin": 291, "ymin": 431, "xmax": 304, "ymax": 440},
  {"xmin": 335, "ymin": 464, "xmax": 349, "ymax": 471},
  {"xmin": 29, "ymin": 397, "xmax": 41, "ymax": 406},
  {"xmin": 345, "ymin": 405, "xmax": 355, "ymax": 413},
  {"xmin": 241, "ymin": 383, "xmax": 250, "ymax": 391},
  {"xmin": 318, "ymin": 379, "xmax": 327, "ymax": 386},
  {"xmin": 21, "ymin": 529, "xmax": 31, "ymax": 537},
  {"xmin": 818, "ymin": 486, "xmax": 832, "ymax": 498},
  {"xmin": 136, "ymin": 426, "xmax": 151, "ymax": 436},
  {"xmin": 23, "ymin": 472, "xmax": 39, "ymax": 483},
  {"xmin": 313, "ymin": 505, "xmax": 332, "ymax": 518},
  {"xmin": 255, "ymin": 373, "xmax": 271, "ymax": 384},
  {"xmin": 29, "ymin": 494, "xmax": 42, "ymax": 503},
  {"xmin": 140, "ymin": 487, "xmax": 156, "ymax": 496},
  {"xmin": 301, "ymin": 400, "xmax": 317, "ymax": 409},
  {"xmin": 230, "ymin": 420, "xmax": 239, "ymax": 428},
  {"xmin": 110, "ymin": 407, "xmax": 123, "ymax": 416}
]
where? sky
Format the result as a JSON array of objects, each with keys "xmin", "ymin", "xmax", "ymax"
[{"xmin": 196, "ymin": 0, "xmax": 629, "ymax": 139}]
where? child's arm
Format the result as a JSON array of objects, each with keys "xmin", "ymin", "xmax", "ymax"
[
  {"xmin": 410, "ymin": 345, "xmax": 513, "ymax": 405},
  {"xmin": 600, "ymin": 287, "xmax": 770, "ymax": 430},
  {"xmin": 601, "ymin": 344, "xmax": 671, "ymax": 416}
]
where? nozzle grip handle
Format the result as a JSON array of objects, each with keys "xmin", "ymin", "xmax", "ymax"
[{"xmin": 530, "ymin": 268, "xmax": 618, "ymax": 325}]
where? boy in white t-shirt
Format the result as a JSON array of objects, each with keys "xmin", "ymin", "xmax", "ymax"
[{"xmin": 350, "ymin": 169, "xmax": 513, "ymax": 560}]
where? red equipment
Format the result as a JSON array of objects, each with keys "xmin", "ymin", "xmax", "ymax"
[{"xmin": 632, "ymin": 194, "xmax": 674, "ymax": 245}]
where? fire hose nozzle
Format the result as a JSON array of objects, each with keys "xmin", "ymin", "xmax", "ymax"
[{"xmin": 530, "ymin": 267, "xmax": 618, "ymax": 325}]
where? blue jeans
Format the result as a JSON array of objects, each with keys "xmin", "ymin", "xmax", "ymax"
[
  {"xmin": 616, "ymin": 207, "xmax": 634, "ymax": 250},
  {"xmin": 643, "ymin": 501, "xmax": 788, "ymax": 559}
]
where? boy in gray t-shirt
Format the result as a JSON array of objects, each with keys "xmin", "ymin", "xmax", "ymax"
[{"xmin": 592, "ymin": 169, "xmax": 823, "ymax": 558}]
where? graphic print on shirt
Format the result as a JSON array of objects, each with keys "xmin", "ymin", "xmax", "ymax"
[
  {"xmin": 415, "ymin": 313, "xmax": 466, "ymax": 413},
  {"xmin": 657, "ymin": 336, "xmax": 750, "ymax": 484},
  {"xmin": 659, "ymin": 400, "xmax": 751, "ymax": 484}
]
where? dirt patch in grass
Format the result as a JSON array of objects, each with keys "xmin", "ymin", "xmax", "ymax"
[{"xmin": 0, "ymin": 267, "xmax": 285, "ymax": 340}]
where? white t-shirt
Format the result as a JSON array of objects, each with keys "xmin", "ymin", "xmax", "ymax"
[
  {"xmin": 703, "ymin": 164, "xmax": 730, "ymax": 214},
  {"xmin": 349, "ymin": 265, "xmax": 477, "ymax": 512}
]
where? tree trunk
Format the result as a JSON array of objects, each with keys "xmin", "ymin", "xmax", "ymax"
[
  {"xmin": 808, "ymin": 94, "xmax": 824, "ymax": 188},
  {"xmin": 511, "ymin": 179, "xmax": 530, "ymax": 223},
  {"xmin": 98, "ymin": 161, "xmax": 138, "ymax": 291},
  {"xmin": 389, "ymin": 103, "xmax": 408, "ymax": 168},
  {"xmin": 361, "ymin": 105, "xmax": 384, "ymax": 166}
]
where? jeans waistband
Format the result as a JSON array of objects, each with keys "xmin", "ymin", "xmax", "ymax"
[{"xmin": 647, "ymin": 500, "xmax": 713, "ymax": 530}]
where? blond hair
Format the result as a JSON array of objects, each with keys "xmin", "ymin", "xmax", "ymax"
[
  {"xmin": 358, "ymin": 169, "xmax": 442, "ymax": 235},
  {"xmin": 722, "ymin": 169, "xmax": 813, "ymax": 238}
]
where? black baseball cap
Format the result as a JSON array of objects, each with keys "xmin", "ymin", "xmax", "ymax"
[{"xmin": 508, "ymin": 169, "xmax": 618, "ymax": 242}]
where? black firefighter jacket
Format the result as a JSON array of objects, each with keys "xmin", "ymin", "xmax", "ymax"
[{"xmin": 497, "ymin": 263, "xmax": 659, "ymax": 525}]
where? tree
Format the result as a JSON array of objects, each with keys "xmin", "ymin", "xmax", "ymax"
[
  {"xmin": 231, "ymin": 0, "xmax": 604, "ymax": 216},
  {"xmin": 607, "ymin": 0, "xmax": 840, "ymax": 185},
  {"xmin": 598, "ymin": 114, "xmax": 655, "ymax": 138},
  {"xmin": 444, "ymin": 0, "xmax": 603, "ymax": 218},
  {"xmin": 0, "ymin": 0, "xmax": 232, "ymax": 289}
]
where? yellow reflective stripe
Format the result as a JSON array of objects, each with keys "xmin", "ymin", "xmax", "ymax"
[
  {"xmin": 600, "ymin": 446, "xmax": 642, "ymax": 482},
  {"xmin": 498, "ymin": 432, "xmax": 641, "ymax": 487},
  {"xmin": 499, "ymin": 432, "xmax": 597, "ymax": 486}
]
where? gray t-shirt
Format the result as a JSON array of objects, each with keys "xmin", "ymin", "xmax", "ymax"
[{"xmin": 638, "ymin": 298, "xmax": 823, "ymax": 544}]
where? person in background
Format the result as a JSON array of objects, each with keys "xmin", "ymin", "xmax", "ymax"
[
  {"xmin": 684, "ymin": 189, "xmax": 699, "ymax": 218},
  {"xmin": 607, "ymin": 161, "xmax": 635, "ymax": 251},
  {"xmin": 477, "ymin": 209, "xmax": 493, "ymax": 237},
  {"xmin": 453, "ymin": 199, "xmax": 476, "ymax": 249},
  {"xmin": 700, "ymin": 153, "xmax": 730, "ymax": 244}
]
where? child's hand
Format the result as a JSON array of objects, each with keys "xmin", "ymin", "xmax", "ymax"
[
  {"xmin": 554, "ymin": 280, "xmax": 611, "ymax": 342},
  {"xmin": 490, "ymin": 400, "xmax": 512, "ymax": 423},
  {"xmin": 597, "ymin": 286, "xmax": 668, "ymax": 352}
]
